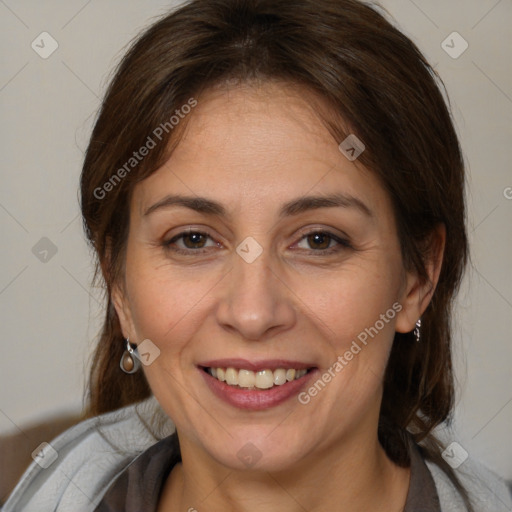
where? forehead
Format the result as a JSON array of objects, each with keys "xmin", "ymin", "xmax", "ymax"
[
  {"xmin": 177, "ymin": 81, "xmax": 340, "ymax": 158},
  {"xmin": 133, "ymin": 81, "xmax": 390, "ymax": 221}
]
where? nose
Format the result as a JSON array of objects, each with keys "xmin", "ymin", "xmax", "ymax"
[{"xmin": 215, "ymin": 246, "xmax": 297, "ymax": 341}]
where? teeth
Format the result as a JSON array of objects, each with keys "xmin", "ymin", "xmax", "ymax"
[
  {"xmin": 207, "ymin": 366, "xmax": 309, "ymax": 389},
  {"xmin": 255, "ymin": 369, "xmax": 274, "ymax": 389},
  {"xmin": 225, "ymin": 367, "xmax": 238, "ymax": 386},
  {"xmin": 273, "ymin": 368, "xmax": 287, "ymax": 385},
  {"xmin": 238, "ymin": 369, "xmax": 255, "ymax": 388}
]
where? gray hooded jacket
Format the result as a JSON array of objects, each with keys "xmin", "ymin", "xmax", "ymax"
[{"xmin": 2, "ymin": 397, "xmax": 511, "ymax": 512}]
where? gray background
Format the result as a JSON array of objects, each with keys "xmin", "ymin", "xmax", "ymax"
[{"xmin": 1, "ymin": 0, "xmax": 511, "ymax": 480}]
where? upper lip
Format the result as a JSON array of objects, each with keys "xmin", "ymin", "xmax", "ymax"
[{"xmin": 198, "ymin": 358, "xmax": 316, "ymax": 372}]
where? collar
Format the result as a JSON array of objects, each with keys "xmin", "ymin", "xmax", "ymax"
[{"xmin": 95, "ymin": 433, "xmax": 441, "ymax": 511}]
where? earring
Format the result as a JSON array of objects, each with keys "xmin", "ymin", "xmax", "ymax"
[
  {"xmin": 413, "ymin": 319, "xmax": 421, "ymax": 343},
  {"xmin": 120, "ymin": 337, "xmax": 141, "ymax": 374}
]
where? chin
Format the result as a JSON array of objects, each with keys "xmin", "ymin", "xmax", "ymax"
[{"xmin": 202, "ymin": 430, "xmax": 311, "ymax": 473}]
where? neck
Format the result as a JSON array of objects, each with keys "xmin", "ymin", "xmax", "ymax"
[{"xmin": 158, "ymin": 429, "xmax": 410, "ymax": 512}]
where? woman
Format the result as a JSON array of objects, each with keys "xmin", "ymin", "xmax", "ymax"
[{"xmin": 3, "ymin": 0, "xmax": 511, "ymax": 510}]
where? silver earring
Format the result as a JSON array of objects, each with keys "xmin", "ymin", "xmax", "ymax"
[
  {"xmin": 413, "ymin": 319, "xmax": 421, "ymax": 343},
  {"xmin": 120, "ymin": 337, "xmax": 141, "ymax": 374}
]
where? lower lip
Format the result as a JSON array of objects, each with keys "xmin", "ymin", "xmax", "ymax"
[{"xmin": 199, "ymin": 367, "xmax": 318, "ymax": 410}]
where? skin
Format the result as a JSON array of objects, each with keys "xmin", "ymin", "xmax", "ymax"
[{"xmin": 112, "ymin": 81, "xmax": 445, "ymax": 512}]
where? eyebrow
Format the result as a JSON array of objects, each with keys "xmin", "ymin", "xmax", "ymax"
[{"xmin": 142, "ymin": 192, "xmax": 373, "ymax": 219}]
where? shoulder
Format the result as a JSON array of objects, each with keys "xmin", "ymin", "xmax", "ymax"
[
  {"xmin": 2, "ymin": 397, "xmax": 175, "ymax": 512},
  {"xmin": 425, "ymin": 454, "xmax": 512, "ymax": 511}
]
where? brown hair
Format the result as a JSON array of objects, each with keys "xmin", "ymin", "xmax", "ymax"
[{"xmin": 80, "ymin": 0, "xmax": 470, "ymax": 506}]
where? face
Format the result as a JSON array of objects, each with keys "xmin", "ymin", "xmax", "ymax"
[{"xmin": 113, "ymin": 81, "xmax": 426, "ymax": 472}]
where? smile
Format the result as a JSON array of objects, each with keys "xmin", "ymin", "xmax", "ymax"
[
  {"xmin": 198, "ymin": 361, "xmax": 318, "ymax": 410},
  {"xmin": 204, "ymin": 366, "xmax": 311, "ymax": 390}
]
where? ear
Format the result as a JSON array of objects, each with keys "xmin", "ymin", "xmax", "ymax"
[
  {"xmin": 395, "ymin": 223, "xmax": 446, "ymax": 334},
  {"xmin": 111, "ymin": 280, "xmax": 137, "ymax": 341},
  {"xmin": 103, "ymin": 238, "xmax": 137, "ymax": 341}
]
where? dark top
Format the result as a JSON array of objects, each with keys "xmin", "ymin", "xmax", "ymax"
[{"xmin": 94, "ymin": 433, "xmax": 441, "ymax": 511}]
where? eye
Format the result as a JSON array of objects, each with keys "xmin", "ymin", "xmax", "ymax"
[
  {"xmin": 163, "ymin": 230, "xmax": 219, "ymax": 254},
  {"xmin": 294, "ymin": 230, "xmax": 352, "ymax": 254},
  {"xmin": 162, "ymin": 228, "xmax": 352, "ymax": 256}
]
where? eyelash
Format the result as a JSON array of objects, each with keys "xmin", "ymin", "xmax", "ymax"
[{"xmin": 162, "ymin": 229, "xmax": 352, "ymax": 256}]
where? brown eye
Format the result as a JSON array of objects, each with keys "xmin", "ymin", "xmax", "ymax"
[
  {"xmin": 181, "ymin": 232, "xmax": 208, "ymax": 249},
  {"xmin": 295, "ymin": 230, "xmax": 352, "ymax": 254},
  {"xmin": 306, "ymin": 232, "xmax": 332, "ymax": 250},
  {"xmin": 163, "ymin": 230, "xmax": 218, "ymax": 254}
]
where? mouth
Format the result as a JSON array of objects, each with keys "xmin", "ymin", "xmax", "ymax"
[
  {"xmin": 200, "ymin": 366, "xmax": 313, "ymax": 390},
  {"xmin": 197, "ymin": 359, "xmax": 318, "ymax": 410}
]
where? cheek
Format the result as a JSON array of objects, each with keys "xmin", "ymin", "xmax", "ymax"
[
  {"xmin": 299, "ymin": 259, "xmax": 401, "ymax": 344},
  {"xmin": 123, "ymin": 267, "xmax": 211, "ymax": 418},
  {"xmin": 294, "ymin": 272, "xmax": 400, "ymax": 429},
  {"xmin": 124, "ymin": 259, "xmax": 220, "ymax": 356},
  {"xmin": 295, "ymin": 259, "xmax": 402, "ymax": 406}
]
